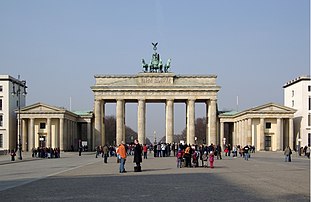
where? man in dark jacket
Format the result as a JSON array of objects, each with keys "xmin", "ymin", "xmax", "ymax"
[{"xmin": 133, "ymin": 139, "xmax": 142, "ymax": 172}]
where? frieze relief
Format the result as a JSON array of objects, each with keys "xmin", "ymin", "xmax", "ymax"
[{"xmin": 137, "ymin": 77, "xmax": 173, "ymax": 85}]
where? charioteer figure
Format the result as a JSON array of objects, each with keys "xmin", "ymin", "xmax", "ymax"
[{"xmin": 142, "ymin": 43, "xmax": 171, "ymax": 73}]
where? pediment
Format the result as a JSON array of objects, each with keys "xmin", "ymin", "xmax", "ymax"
[
  {"xmin": 249, "ymin": 103, "xmax": 295, "ymax": 113},
  {"xmin": 20, "ymin": 102, "xmax": 65, "ymax": 113}
]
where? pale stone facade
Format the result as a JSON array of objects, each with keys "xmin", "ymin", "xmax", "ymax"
[
  {"xmin": 0, "ymin": 75, "xmax": 26, "ymax": 152},
  {"xmin": 218, "ymin": 103, "xmax": 296, "ymax": 151},
  {"xmin": 17, "ymin": 103, "xmax": 93, "ymax": 151},
  {"xmin": 283, "ymin": 76, "xmax": 311, "ymax": 147},
  {"xmin": 91, "ymin": 73, "xmax": 221, "ymax": 147}
]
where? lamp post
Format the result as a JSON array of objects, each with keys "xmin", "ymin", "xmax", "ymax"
[{"xmin": 12, "ymin": 75, "xmax": 27, "ymax": 160}]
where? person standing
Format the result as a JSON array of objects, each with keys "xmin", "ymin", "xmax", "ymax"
[
  {"xmin": 284, "ymin": 146, "xmax": 292, "ymax": 162},
  {"xmin": 133, "ymin": 139, "xmax": 142, "ymax": 172},
  {"xmin": 117, "ymin": 142, "xmax": 127, "ymax": 173},
  {"xmin": 103, "ymin": 144, "xmax": 109, "ymax": 163},
  {"xmin": 10, "ymin": 149, "xmax": 16, "ymax": 161},
  {"xmin": 143, "ymin": 144, "xmax": 148, "ymax": 159},
  {"xmin": 243, "ymin": 145, "xmax": 250, "ymax": 161},
  {"xmin": 209, "ymin": 151, "xmax": 215, "ymax": 168}
]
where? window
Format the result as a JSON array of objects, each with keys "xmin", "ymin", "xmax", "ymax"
[
  {"xmin": 308, "ymin": 114, "xmax": 311, "ymax": 127},
  {"xmin": 265, "ymin": 122, "xmax": 271, "ymax": 129},
  {"xmin": 292, "ymin": 100, "xmax": 294, "ymax": 107},
  {"xmin": 0, "ymin": 86, "xmax": 2, "ymax": 92},
  {"xmin": 292, "ymin": 90, "xmax": 294, "ymax": 97},
  {"xmin": 308, "ymin": 85, "xmax": 311, "ymax": 92},
  {"xmin": 0, "ymin": 99, "xmax": 2, "ymax": 110},
  {"xmin": 39, "ymin": 123, "xmax": 46, "ymax": 129},
  {"xmin": 0, "ymin": 134, "xmax": 2, "ymax": 148},
  {"xmin": 309, "ymin": 97, "xmax": 311, "ymax": 110},
  {"xmin": 0, "ymin": 115, "xmax": 2, "ymax": 127}
]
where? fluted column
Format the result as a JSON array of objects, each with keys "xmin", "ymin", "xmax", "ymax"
[
  {"xmin": 59, "ymin": 118, "xmax": 64, "ymax": 150},
  {"xmin": 289, "ymin": 118, "xmax": 294, "ymax": 149},
  {"xmin": 165, "ymin": 99, "xmax": 174, "ymax": 144},
  {"xmin": 116, "ymin": 99, "xmax": 125, "ymax": 145},
  {"xmin": 46, "ymin": 118, "xmax": 51, "ymax": 148},
  {"xmin": 138, "ymin": 99, "xmax": 146, "ymax": 144},
  {"xmin": 260, "ymin": 118, "xmax": 265, "ymax": 150},
  {"xmin": 101, "ymin": 101, "xmax": 106, "ymax": 146},
  {"xmin": 94, "ymin": 99, "xmax": 102, "ymax": 147},
  {"xmin": 209, "ymin": 99, "xmax": 217, "ymax": 145},
  {"xmin": 220, "ymin": 121, "xmax": 224, "ymax": 147},
  {"xmin": 28, "ymin": 118, "xmax": 34, "ymax": 151},
  {"xmin": 233, "ymin": 122, "xmax": 237, "ymax": 146},
  {"xmin": 87, "ymin": 121, "xmax": 92, "ymax": 149},
  {"xmin": 187, "ymin": 99, "xmax": 195, "ymax": 145},
  {"xmin": 247, "ymin": 118, "xmax": 252, "ymax": 145},
  {"xmin": 276, "ymin": 118, "xmax": 282, "ymax": 151},
  {"xmin": 22, "ymin": 119, "xmax": 27, "ymax": 151}
]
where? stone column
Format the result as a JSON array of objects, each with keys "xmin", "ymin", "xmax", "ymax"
[
  {"xmin": 276, "ymin": 118, "xmax": 282, "ymax": 151},
  {"xmin": 209, "ymin": 99, "xmax": 217, "ymax": 145},
  {"xmin": 28, "ymin": 118, "xmax": 34, "ymax": 151},
  {"xmin": 102, "ymin": 101, "xmax": 106, "ymax": 146},
  {"xmin": 46, "ymin": 118, "xmax": 51, "ymax": 148},
  {"xmin": 60, "ymin": 118, "xmax": 64, "ymax": 150},
  {"xmin": 166, "ymin": 99, "xmax": 174, "ymax": 144},
  {"xmin": 247, "ymin": 118, "xmax": 252, "ymax": 145},
  {"xmin": 260, "ymin": 118, "xmax": 265, "ymax": 151},
  {"xmin": 289, "ymin": 118, "xmax": 294, "ymax": 149},
  {"xmin": 87, "ymin": 121, "xmax": 92, "ymax": 149},
  {"xmin": 138, "ymin": 99, "xmax": 146, "ymax": 144},
  {"xmin": 187, "ymin": 99, "xmax": 195, "ymax": 145},
  {"xmin": 220, "ymin": 121, "xmax": 224, "ymax": 147},
  {"xmin": 116, "ymin": 99, "xmax": 125, "ymax": 145},
  {"xmin": 205, "ymin": 101, "xmax": 209, "ymax": 144},
  {"xmin": 232, "ymin": 122, "xmax": 239, "ymax": 146},
  {"xmin": 22, "ymin": 119, "xmax": 27, "ymax": 151},
  {"xmin": 94, "ymin": 99, "xmax": 102, "ymax": 147}
]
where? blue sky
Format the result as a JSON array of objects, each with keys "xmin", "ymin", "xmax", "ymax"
[{"xmin": 0, "ymin": 0, "xmax": 309, "ymax": 140}]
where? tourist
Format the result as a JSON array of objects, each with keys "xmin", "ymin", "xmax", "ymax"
[
  {"xmin": 209, "ymin": 151, "xmax": 215, "ymax": 168},
  {"xmin": 133, "ymin": 139, "xmax": 142, "ymax": 172},
  {"xmin": 143, "ymin": 144, "xmax": 148, "ymax": 159},
  {"xmin": 10, "ymin": 149, "xmax": 16, "ymax": 161},
  {"xmin": 243, "ymin": 145, "xmax": 250, "ymax": 161},
  {"xmin": 306, "ymin": 145, "xmax": 310, "ymax": 159},
  {"xmin": 202, "ymin": 151, "xmax": 208, "ymax": 168},
  {"xmin": 284, "ymin": 146, "xmax": 292, "ymax": 162},
  {"xmin": 176, "ymin": 149, "xmax": 183, "ymax": 168},
  {"xmin": 103, "ymin": 144, "xmax": 109, "ymax": 163},
  {"xmin": 117, "ymin": 141, "xmax": 127, "ymax": 173},
  {"xmin": 184, "ymin": 145, "xmax": 191, "ymax": 167}
]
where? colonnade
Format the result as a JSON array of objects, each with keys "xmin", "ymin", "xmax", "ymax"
[
  {"xmin": 220, "ymin": 117, "xmax": 294, "ymax": 151},
  {"xmin": 19, "ymin": 117, "xmax": 92, "ymax": 151},
  {"xmin": 94, "ymin": 98, "xmax": 218, "ymax": 146}
]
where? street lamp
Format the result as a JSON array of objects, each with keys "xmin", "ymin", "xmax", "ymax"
[{"xmin": 11, "ymin": 75, "xmax": 27, "ymax": 160}]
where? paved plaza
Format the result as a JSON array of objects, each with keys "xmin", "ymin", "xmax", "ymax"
[{"xmin": 0, "ymin": 151, "xmax": 309, "ymax": 201}]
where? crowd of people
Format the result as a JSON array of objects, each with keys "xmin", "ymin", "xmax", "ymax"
[{"xmin": 31, "ymin": 147, "xmax": 61, "ymax": 158}]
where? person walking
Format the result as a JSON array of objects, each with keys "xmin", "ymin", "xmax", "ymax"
[
  {"xmin": 306, "ymin": 145, "xmax": 310, "ymax": 159},
  {"xmin": 133, "ymin": 139, "xmax": 142, "ymax": 172},
  {"xmin": 117, "ymin": 142, "xmax": 127, "ymax": 173},
  {"xmin": 284, "ymin": 146, "xmax": 292, "ymax": 162}
]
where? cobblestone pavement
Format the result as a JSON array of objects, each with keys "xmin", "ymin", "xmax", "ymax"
[{"xmin": 0, "ymin": 151, "xmax": 309, "ymax": 201}]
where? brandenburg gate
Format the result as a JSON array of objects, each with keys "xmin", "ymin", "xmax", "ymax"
[{"xmin": 91, "ymin": 44, "xmax": 221, "ymax": 146}]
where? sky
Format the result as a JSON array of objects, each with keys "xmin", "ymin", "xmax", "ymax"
[{"xmin": 0, "ymin": 0, "xmax": 309, "ymax": 140}]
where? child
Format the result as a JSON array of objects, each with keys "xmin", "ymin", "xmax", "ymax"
[
  {"xmin": 176, "ymin": 149, "xmax": 183, "ymax": 168},
  {"xmin": 202, "ymin": 151, "xmax": 208, "ymax": 168},
  {"xmin": 209, "ymin": 151, "xmax": 215, "ymax": 168}
]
